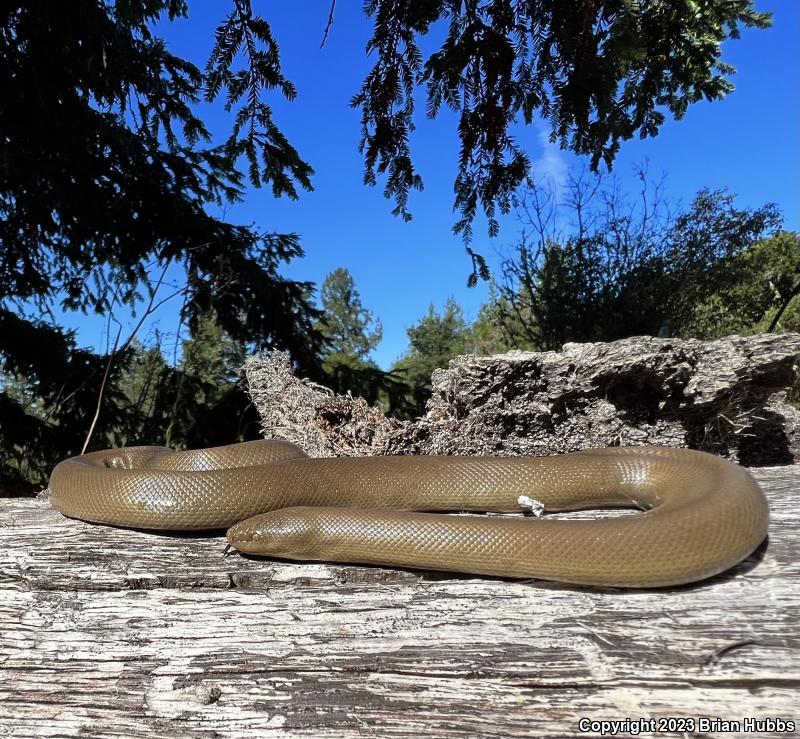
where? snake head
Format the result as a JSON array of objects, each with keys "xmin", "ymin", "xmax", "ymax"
[{"xmin": 226, "ymin": 507, "xmax": 324, "ymax": 559}]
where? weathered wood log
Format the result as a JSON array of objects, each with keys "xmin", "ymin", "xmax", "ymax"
[
  {"xmin": 1, "ymin": 465, "xmax": 797, "ymax": 738},
  {"xmin": 402, "ymin": 334, "xmax": 800, "ymax": 466},
  {"xmin": 245, "ymin": 334, "xmax": 800, "ymax": 466}
]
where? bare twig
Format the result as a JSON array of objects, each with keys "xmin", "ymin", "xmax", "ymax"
[
  {"xmin": 320, "ymin": 0, "xmax": 336, "ymax": 48},
  {"xmin": 80, "ymin": 259, "xmax": 185, "ymax": 454},
  {"xmin": 81, "ymin": 325, "xmax": 123, "ymax": 454}
]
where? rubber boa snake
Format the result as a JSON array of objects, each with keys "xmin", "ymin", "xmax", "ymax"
[{"xmin": 49, "ymin": 441, "xmax": 768, "ymax": 587}]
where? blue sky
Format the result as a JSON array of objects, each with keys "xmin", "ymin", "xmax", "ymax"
[{"xmin": 63, "ymin": 2, "xmax": 799, "ymax": 369}]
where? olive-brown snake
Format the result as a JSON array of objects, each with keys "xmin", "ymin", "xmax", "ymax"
[{"xmin": 49, "ymin": 441, "xmax": 768, "ymax": 587}]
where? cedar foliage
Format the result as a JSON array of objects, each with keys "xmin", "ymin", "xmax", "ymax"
[{"xmin": 352, "ymin": 0, "xmax": 771, "ymax": 278}]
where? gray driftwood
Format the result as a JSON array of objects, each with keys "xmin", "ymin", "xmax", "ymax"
[
  {"xmin": 246, "ymin": 334, "xmax": 800, "ymax": 466},
  {"xmin": 1, "ymin": 464, "xmax": 798, "ymax": 738},
  {"xmin": 3, "ymin": 335, "xmax": 799, "ymax": 737}
]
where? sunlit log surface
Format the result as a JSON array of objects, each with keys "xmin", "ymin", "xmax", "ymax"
[{"xmin": 0, "ymin": 465, "xmax": 797, "ymax": 738}]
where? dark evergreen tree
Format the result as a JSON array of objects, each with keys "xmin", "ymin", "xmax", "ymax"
[
  {"xmin": 317, "ymin": 269, "xmax": 383, "ymax": 358},
  {"xmin": 392, "ymin": 299, "xmax": 471, "ymax": 417},
  {"xmin": 0, "ymin": 1, "xmax": 321, "ymax": 489},
  {"xmin": 312, "ymin": 268, "xmax": 410, "ymax": 413}
]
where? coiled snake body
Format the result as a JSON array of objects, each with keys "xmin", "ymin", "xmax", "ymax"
[{"xmin": 49, "ymin": 441, "xmax": 768, "ymax": 587}]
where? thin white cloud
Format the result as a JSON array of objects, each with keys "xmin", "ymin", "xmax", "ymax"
[{"xmin": 532, "ymin": 126, "xmax": 567, "ymax": 196}]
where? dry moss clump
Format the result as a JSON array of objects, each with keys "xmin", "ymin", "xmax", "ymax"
[{"xmin": 243, "ymin": 352, "xmax": 404, "ymax": 457}]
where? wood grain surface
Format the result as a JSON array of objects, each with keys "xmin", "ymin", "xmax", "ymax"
[{"xmin": 1, "ymin": 465, "xmax": 798, "ymax": 738}]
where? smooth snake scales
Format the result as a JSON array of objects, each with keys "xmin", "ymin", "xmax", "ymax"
[{"xmin": 49, "ymin": 441, "xmax": 768, "ymax": 587}]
